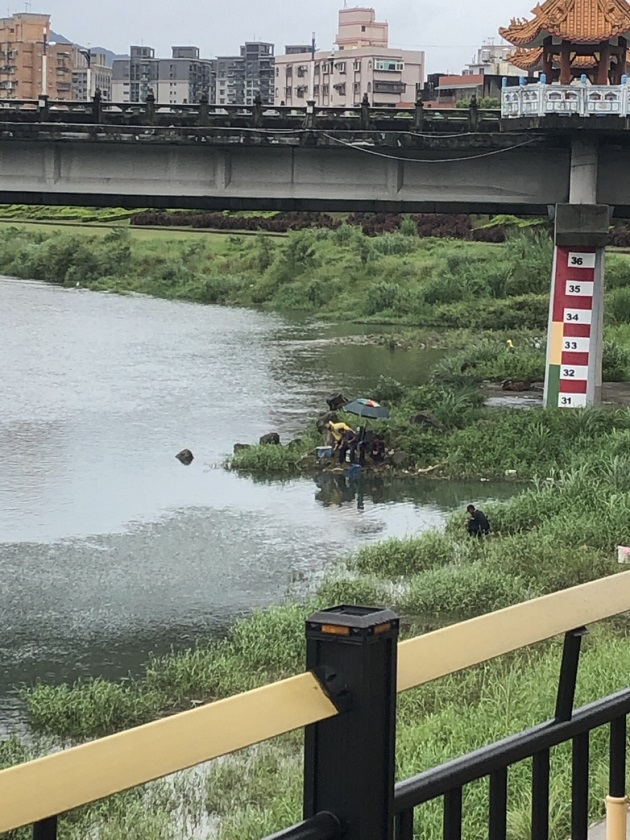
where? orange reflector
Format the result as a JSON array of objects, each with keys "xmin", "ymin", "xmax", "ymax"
[
  {"xmin": 321, "ymin": 624, "xmax": 351, "ymax": 636},
  {"xmin": 374, "ymin": 622, "xmax": 392, "ymax": 635}
]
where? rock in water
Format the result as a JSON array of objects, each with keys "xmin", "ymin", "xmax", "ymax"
[
  {"xmin": 259, "ymin": 432, "xmax": 281, "ymax": 445},
  {"xmin": 501, "ymin": 379, "xmax": 532, "ymax": 392},
  {"xmin": 326, "ymin": 393, "xmax": 347, "ymax": 411},
  {"xmin": 176, "ymin": 449, "xmax": 194, "ymax": 465},
  {"xmin": 233, "ymin": 443, "xmax": 252, "ymax": 454}
]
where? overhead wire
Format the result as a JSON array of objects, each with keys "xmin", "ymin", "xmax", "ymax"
[{"xmin": 320, "ymin": 133, "xmax": 538, "ymax": 163}]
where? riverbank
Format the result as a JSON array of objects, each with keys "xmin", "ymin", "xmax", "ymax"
[
  {"xmin": 5, "ymin": 223, "xmax": 630, "ymax": 838},
  {"xmin": 0, "ymin": 223, "xmax": 552, "ymax": 323},
  {"xmin": 17, "ymin": 454, "xmax": 630, "ymax": 839}
]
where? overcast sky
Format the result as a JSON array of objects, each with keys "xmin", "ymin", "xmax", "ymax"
[{"xmin": 35, "ymin": 0, "xmax": 533, "ymax": 74}]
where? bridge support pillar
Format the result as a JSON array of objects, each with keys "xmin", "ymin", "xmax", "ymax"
[
  {"xmin": 303, "ymin": 606, "xmax": 399, "ymax": 840},
  {"xmin": 544, "ymin": 139, "xmax": 609, "ymax": 408}
]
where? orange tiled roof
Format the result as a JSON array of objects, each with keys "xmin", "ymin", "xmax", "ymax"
[
  {"xmin": 500, "ymin": 0, "xmax": 630, "ymax": 46},
  {"xmin": 508, "ymin": 44, "xmax": 630, "ymax": 68}
]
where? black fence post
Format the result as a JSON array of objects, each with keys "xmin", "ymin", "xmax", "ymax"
[
  {"xmin": 468, "ymin": 94, "xmax": 479, "ymax": 131},
  {"xmin": 304, "ymin": 605, "xmax": 399, "ymax": 840},
  {"xmin": 33, "ymin": 816, "xmax": 57, "ymax": 840},
  {"xmin": 145, "ymin": 90, "xmax": 156, "ymax": 124},
  {"xmin": 253, "ymin": 92, "xmax": 263, "ymax": 128},
  {"xmin": 37, "ymin": 94, "xmax": 49, "ymax": 122},
  {"xmin": 92, "ymin": 89, "xmax": 102, "ymax": 124},
  {"xmin": 413, "ymin": 97, "xmax": 424, "ymax": 132},
  {"xmin": 199, "ymin": 91, "xmax": 209, "ymax": 126},
  {"xmin": 360, "ymin": 93, "xmax": 371, "ymax": 130},
  {"xmin": 555, "ymin": 627, "xmax": 587, "ymax": 723}
]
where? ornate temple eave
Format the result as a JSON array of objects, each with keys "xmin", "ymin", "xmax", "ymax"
[
  {"xmin": 507, "ymin": 45, "xmax": 630, "ymax": 70},
  {"xmin": 500, "ymin": 0, "xmax": 630, "ymax": 47}
]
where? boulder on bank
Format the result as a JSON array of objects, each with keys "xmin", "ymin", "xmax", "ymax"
[
  {"xmin": 233, "ymin": 443, "xmax": 252, "ymax": 454},
  {"xmin": 501, "ymin": 379, "xmax": 533, "ymax": 392},
  {"xmin": 175, "ymin": 449, "xmax": 194, "ymax": 465},
  {"xmin": 326, "ymin": 392, "xmax": 347, "ymax": 411},
  {"xmin": 410, "ymin": 411, "xmax": 446, "ymax": 432},
  {"xmin": 391, "ymin": 451, "xmax": 410, "ymax": 468},
  {"xmin": 259, "ymin": 432, "xmax": 281, "ymax": 445},
  {"xmin": 316, "ymin": 411, "xmax": 340, "ymax": 433}
]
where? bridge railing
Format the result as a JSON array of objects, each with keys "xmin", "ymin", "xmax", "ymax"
[
  {"xmin": 0, "ymin": 96, "xmax": 501, "ymax": 134},
  {"xmin": 2, "ymin": 572, "xmax": 630, "ymax": 840},
  {"xmin": 502, "ymin": 81, "xmax": 630, "ymax": 118}
]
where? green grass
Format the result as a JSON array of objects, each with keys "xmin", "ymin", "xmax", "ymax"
[{"xmin": 14, "ymin": 442, "xmax": 630, "ymax": 838}]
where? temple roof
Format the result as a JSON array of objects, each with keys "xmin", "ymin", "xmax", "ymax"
[
  {"xmin": 508, "ymin": 44, "xmax": 629, "ymax": 68},
  {"xmin": 500, "ymin": 0, "xmax": 630, "ymax": 46}
]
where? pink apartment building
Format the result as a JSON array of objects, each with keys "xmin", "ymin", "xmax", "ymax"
[{"xmin": 274, "ymin": 7, "xmax": 425, "ymax": 108}]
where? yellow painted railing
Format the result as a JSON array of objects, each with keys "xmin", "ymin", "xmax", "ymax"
[{"xmin": 2, "ymin": 570, "xmax": 630, "ymax": 834}]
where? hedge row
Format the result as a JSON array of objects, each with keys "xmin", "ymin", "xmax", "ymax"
[{"xmin": 130, "ymin": 210, "xmax": 509, "ymax": 241}]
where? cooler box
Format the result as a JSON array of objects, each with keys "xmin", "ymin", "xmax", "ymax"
[{"xmin": 316, "ymin": 446, "xmax": 333, "ymax": 460}]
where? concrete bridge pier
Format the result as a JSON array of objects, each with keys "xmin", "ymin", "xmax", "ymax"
[{"xmin": 544, "ymin": 138, "xmax": 610, "ymax": 408}]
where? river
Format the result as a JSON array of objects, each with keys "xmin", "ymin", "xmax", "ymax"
[{"xmin": 0, "ymin": 278, "xmax": 516, "ymax": 728}]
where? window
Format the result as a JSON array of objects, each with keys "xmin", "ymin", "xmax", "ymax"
[
  {"xmin": 322, "ymin": 84, "xmax": 329, "ymax": 95},
  {"xmin": 374, "ymin": 60, "xmax": 404, "ymax": 72},
  {"xmin": 275, "ymin": 66, "xmax": 279, "ymax": 76},
  {"xmin": 335, "ymin": 61, "xmax": 346, "ymax": 74},
  {"xmin": 361, "ymin": 25, "xmax": 366, "ymax": 31},
  {"xmin": 314, "ymin": 64, "xmax": 320, "ymax": 75},
  {"xmin": 313, "ymin": 84, "xmax": 320, "ymax": 94},
  {"xmin": 353, "ymin": 82, "xmax": 360, "ymax": 93},
  {"xmin": 285, "ymin": 86, "xmax": 291, "ymax": 97},
  {"xmin": 334, "ymin": 82, "xmax": 346, "ymax": 96},
  {"xmin": 353, "ymin": 60, "xmax": 361, "ymax": 71},
  {"xmin": 322, "ymin": 63, "xmax": 331, "ymax": 74}
]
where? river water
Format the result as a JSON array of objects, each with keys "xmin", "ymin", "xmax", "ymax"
[{"xmin": 0, "ymin": 278, "xmax": 515, "ymax": 728}]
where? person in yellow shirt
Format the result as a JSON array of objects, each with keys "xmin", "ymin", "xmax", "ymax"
[
  {"xmin": 506, "ymin": 339, "xmax": 515, "ymax": 352},
  {"xmin": 328, "ymin": 421, "xmax": 353, "ymax": 444}
]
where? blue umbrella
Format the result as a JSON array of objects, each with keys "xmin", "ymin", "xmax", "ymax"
[{"xmin": 343, "ymin": 398, "xmax": 390, "ymax": 420}]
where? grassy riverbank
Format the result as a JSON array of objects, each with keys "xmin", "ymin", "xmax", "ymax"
[
  {"xmin": 14, "ymin": 452, "xmax": 630, "ymax": 839},
  {"xmin": 6, "ymin": 222, "xmax": 630, "ymax": 839},
  {"xmin": 0, "ymin": 224, "xmax": 559, "ymax": 325},
  {"xmin": 4, "ymin": 220, "xmax": 630, "ymax": 329}
]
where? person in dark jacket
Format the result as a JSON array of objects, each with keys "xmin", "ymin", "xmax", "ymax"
[{"xmin": 466, "ymin": 504, "xmax": 490, "ymax": 537}]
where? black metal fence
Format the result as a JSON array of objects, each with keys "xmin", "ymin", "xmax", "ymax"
[
  {"xmin": 260, "ymin": 613, "xmax": 626, "ymax": 840},
  {"xmin": 24, "ymin": 604, "xmax": 629, "ymax": 840}
]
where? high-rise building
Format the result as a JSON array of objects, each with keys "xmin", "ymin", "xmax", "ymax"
[
  {"xmin": 112, "ymin": 45, "xmax": 215, "ymax": 104},
  {"xmin": 112, "ymin": 46, "xmax": 156, "ymax": 103},
  {"xmin": 216, "ymin": 42, "xmax": 274, "ymax": 105},
  {"xmin": 275, "ymin": 7, "xmax": 424, "ymax": 108},
  {"xmin": 72, "ymin": 48, "xmax": 113, "ymax": 100},
  {"xmin": 0, "ymin": 12, "xmax": 73, "ymax": 100},
  {"xmin": 155, "ymin": 47, "xmax": 215, "ymax": 105}
]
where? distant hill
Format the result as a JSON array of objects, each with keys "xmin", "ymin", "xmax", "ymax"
[{"xmin": 51, "ymin": 31, "xmax": 128, "ymax": 66}]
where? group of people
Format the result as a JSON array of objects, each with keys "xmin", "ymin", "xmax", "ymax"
[{"xmin": 327, "ymin": 421, "xmax": 386, "ymax": 466}]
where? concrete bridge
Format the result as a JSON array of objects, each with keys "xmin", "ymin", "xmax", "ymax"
[
  {"xmin": 0, "ymin": 96, "xmax": 628, "ymax": 215},
  {"xmin": 0, "ymin": 95, "xmax": 624, "ymax": 410}
]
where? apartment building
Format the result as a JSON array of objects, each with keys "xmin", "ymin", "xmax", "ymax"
[
  {"xmin": 0, "ymin": 12, "xmax": 73, "ymax": 100},
  {"xmin": 72, "ymin": 48, "xmax": 112, "ymax": 100},
  {"xmin": 112, "ymin": 45, "xmax": 215, "ymax": 104},
  {"xmin": 275, "ymin": 7, "xmax": 424, "ymax": 108},
  {"xmin": 155, "ymin": 47, "xmax": 215, "ymax": 105},
  {"xmin": 112, "ymin": 46, "xmax": 156, "ymax": 102},
  {"xmin": 215, "ymin": 42, "xmax": 274, "ymax": 105}
]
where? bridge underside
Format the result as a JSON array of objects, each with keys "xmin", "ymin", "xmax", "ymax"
[
  {"xmin": 0, "ymin": 129, "xmax": 629, "ymax": 215},
  {"xmin": 0, "ymin": 134, "xmax": 580, "ymax": 215}
]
